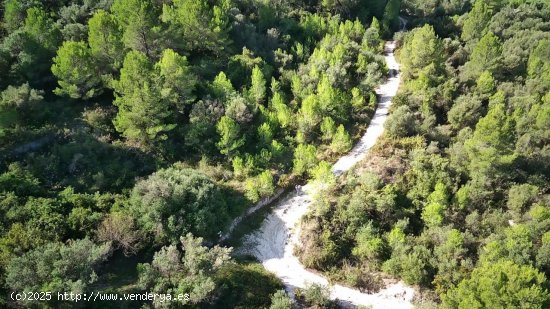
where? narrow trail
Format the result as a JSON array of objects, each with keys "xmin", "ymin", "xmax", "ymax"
[{"xmin": 240, "ymin": 41, "xmax": 414, "ymax": 308}]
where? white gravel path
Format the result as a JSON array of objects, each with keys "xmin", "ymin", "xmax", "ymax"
[{"xmin": 240, "ymin": 41, "xmax": 414, "ymax": 308}]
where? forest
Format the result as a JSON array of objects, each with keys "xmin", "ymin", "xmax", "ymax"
[
  {"xmin": 297, "ymin": 0, "xmax": 550, "ymax": 308},
  {"xmin": 0, "ymin": 0, "xmax": 548, "ymax": 308}
]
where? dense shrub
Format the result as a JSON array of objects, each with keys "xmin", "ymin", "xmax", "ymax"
[{"xmin": 128, "ymin": 167, "xmax": 230, "ymax": 243}]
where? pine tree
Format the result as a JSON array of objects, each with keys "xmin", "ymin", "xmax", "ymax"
[
  {"xmin": 330, "ymin": 125, "xmax": 352, "ymax": 154},
  {"xmin": 381, "ymin": 0, "xmax": 401, "ymax": 35},
  {"xmin": 461, "ymin": 0, "xmax": 492, "ymax": 44},
  {"xmin": 216, "ymin": 116, "xmax": 245, "ymax": 157},
  {"xmin": 462, "ymin": 32, "xmax": 502, "ymax": 81},
  {"xmin": 51, "ymin": 41, "xmax": 102, "ymax": 99},
  {"xmin": 112, "ymin": 0, "xmax": 159, "ymax": 57},
  {"xmin": 250, "ymin": 66, "xmax": 267, "ymax": 104},
  {"xmin": 320, "ymin": 117, "xmax": 337, "ymax": 142},
  {"xmin": 88, "ymin": 10, "xmax": 124, "ymax": 70},
  {"xmin": 112, "ymin": 51, "xmax": 175, "ymax": 149}
]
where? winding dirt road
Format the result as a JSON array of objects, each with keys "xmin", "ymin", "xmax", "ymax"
[{"xmin": 240, "ymin": 41, "xmax": 414, "ymax": 308}]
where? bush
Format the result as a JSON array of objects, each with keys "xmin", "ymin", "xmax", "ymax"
[
  {"xmin": 292, "ymin": 144, "xmax": 319, "ymax": 177},
  {"xmin": 330, "ymin": 125, "xmax": 352, "ymax": 154},
  {"xmin": 330, "ymin": 261, "xmax": 384, "ymax": 293},
  {"xmin": 129, "ymin": 167, "xmax": 230, "ymax": 243},
  {"xmin": 507, "ymin": 184, "xmax": 539, "ymax": 215},
  {"xmin": 447, "ymin": 94, "xmax": 483, "ymax": 130},
  {"xmin": 270, "ymin": 290, "xmax": 293, "ymax": 309},
  {"xmin": 138, "ymin": 234, "xmax": 231, "ymax": 307},
  {"xmin": 245, "ymin": 170, "xmax": 275, "ymax": 202},
  {"xmin": 295, "ymin": 283, "xmax": 337, "ymax": 308},
  {"xmin": 214, "ymin": 262, "xmax": 284, "ymax": 309},
  {"xmin": 296, "ymin": 220, "xmax": 339, "ymax": 270},
  {"xmin": 312, "ymin": 161, "xmax": 336, "ymax": 187},
  {"xmin": 352, "ymin": 223, "xmax": 385, "ymax": 265},
  {"xmin": 442, "ymin": 260, "xmax": 550, "ymax": 308},
  {"xmin": 320, "ymin": 116, "xmax": 336, "ymax": 142},
  {"xmin": 96, "ymin": 212, "xmax": 141, "ymax": 256},
  {"xmin": 5, "ymin": 238, "xmax": 111, "ymax": 298},
  {"xmin": 384, "ymin": 105, "xmax": 416, "ymax": 138}
]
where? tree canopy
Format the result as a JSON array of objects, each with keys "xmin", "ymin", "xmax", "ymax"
[{"xmin": 1, "ymin": 0, "xmax": 548, "ymax": 308}]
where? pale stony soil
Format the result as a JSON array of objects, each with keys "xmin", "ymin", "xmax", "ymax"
[{"xmin": 240, "ymin": 41, "xmax": 414, "ymax": 308}]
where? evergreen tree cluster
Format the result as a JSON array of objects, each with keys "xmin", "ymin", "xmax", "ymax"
[
  {"xmin": 298, "ymin": 0, "xmax": 550, "ymax": 307},
  {"xmin": 0, "ymin": 0, "xmax": 391, "ymax": 307}
]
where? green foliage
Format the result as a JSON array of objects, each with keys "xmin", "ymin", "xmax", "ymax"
[
  {"xmin": 400, "ymin": 24, "xmax": 444, "ymax": 81},
  {"xmin": 2, "ymin": 0, "xmax": 29, "ymax": 32},
  {"xmin": 442, "ymin": 260, "xmax": 550, "ymax": 308},
  {"xmin": 112, "ymin": 49, "xmax": 195, "ymax": 150},
  {"xmin": 0, "ymin": 83, "xmax": 43, "ymax": 127},
  {"xmin": 280, "ymin": 1, "xmax": 550, "ymax": 305},
  {"xmin": 212, "ymin": 71, "xmax": 235, "ymax": 99},
  {"xmin": 292, "ymin": 144, "xmax": 319, "ymax": 176},
  {"xmin": 23, "ymin": 7, "xmax": 62, "ymax": 54},
  {"xmin": 161, "ymin": 0, "xmax": 229, "ymax": 54},
  {"xmin": 0, "ymin": 163, "xmax": 42, "ymax": 196},
  {"xmin": 112, "ymin": 51, "xmax": 169, "ymax": 148},
  {"xmin": 3, "ymin": 0, "xmax": 547, "ymax": 304},
  {"xmin": 507, "ymin": 184, "xmax": 539, "ymax": 215},
  {"xmin": 297, "ymin": 222, "xmax": 340, "ymax": 270},
  {"xmin": 214, "ymin": 263, "xmax": 284, "ymax": 309},
  {"xmin": 129, "ymin": 167, "xmax": 230, "ymax": 243},
  {"xmin": 381, "ymin": 0, "xmax": 401, "ymax": 35},
  {"xmin": 421, "ymin": 182, "xmax": 449, "ymax": 227},
  {"xmin": 52, "ymin": 41, "xmax": 102, "ymax": 99},
  {"xmin": 245, "ymin": 170, "xmax": 275, "ymax": 202},
  {"xmin": 504, "ymin": 224, "xmax": 535, "ymax": 265},
  {"xmin": 330, "ymin": 125, "xmax": 352, "ymax": 154},
  {"xmin": 270, "ymin": 290, "xmax": 293, "ymax": 309},
  {"xmin": 403, "ymin": 0, "xmax": 467, "ymax": 17},
  {"xmin": 384, "ymin": 244, "xmax": 433, "ymax": 285},
  {"xmin": 156, "ymin": 48, "xmax": 197, "ymax": 107},
  {"xmin": 538, "ymin": 231, "xmax": 550, "ymax": 272},
  {"xmin": 5, "ymin": 238, "xmax": 111, "ymax": 296},
  {"xmin": 250, "ymin": 65, "xmax": 267, "ymax": 104},
  {"xmin": 461, "ymin": 0, "xmax": 492, "ymax": 43},
  {"xmin": 216, "ymin": 116, "xmax": 245, "ymax": 157},
  {"xmin": 465, "ymin": 98, "xmax": 515, "ymax": 185},
  {"xmin": 352, "ymin": 223, "xmax": 385, "ymax": 264},
  {"xmin": 316, "ymin": 75, "xmax": 351, "ymax": 123},
  {"xmin": 387, "ymin": 221, "xmax": 407, "ymax": 249},
  {"xmin": 528, "ymin": 39, "xmax": 550, "ymax": 83},
  {"xmin": 320, "ymin": 0, "xmax": 385, "ymax": 21},
  {"xmin": 476, "ymin": 71, "xmax": 495, "ymax": 96},
  {"xmin": 461, "ymin": 32, "xmax": 502, "ymax": 81},
  {"xmin": 88, "ymin": 10, "xmax": 124, "ymax": 70},
  {"xmin": 448, "ymin": 94, "xmax": 484, "ymax": 130},
  {"xmin": 271, "ymin": 92, "xmax": 292, "ymax": 129},
  {"xmin": 432, "ymin": 229, "xmax": 469, "ymax": 294},
  {"xmin": 138, "ymin": 233, "xmax": 231, "ymax": 307},
  {"xmin": 312, "ymin": 161, "xmax": 336, "ymax": 186},
  {"xmin": 16, "ymin": 7, "xmax": 62, "ymax": 84},
  {"xmin": 296, "ymin": 283, "xmax": 335, "ymax": 308},
  {"xmin": 385, "ymin": 105, "xmax": 416, "ymax": 138},
  {"xmin": 320, "ymin": 116, "xmax": 337, "ymax": 142},
  {"xmin": 112, "ymin": 0, "xmax": 160, "ymax": 57},
  {"xmin": 297, "ymin": 95, "xmax": 322, "ymax": 142},
  {"xmin": 363, "ymin": 20, "xmax": 383, "ymax": 53},
  {"xmin": 185, "ymin": 98, "xmax": 225, "ymax": 155}
]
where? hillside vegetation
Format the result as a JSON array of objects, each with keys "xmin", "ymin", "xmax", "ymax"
[
  {"xmin": 297, "ymin": 0, "xmax": 550, "ymax": 307},
  {"xmin": 0, "ymin": 0, "xmax": 396, "ymax": 307},
  {"xmin": 0, "ymin": 0, "xmax": 548, "ymax": 308}
]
